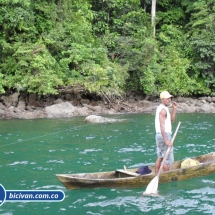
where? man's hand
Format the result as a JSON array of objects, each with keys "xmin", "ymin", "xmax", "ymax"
[
  {"xmin": 172, "ymin": 102, "xmax": 177, "ymax": 109},
  {"xmin": 165, "ymin": 140, "xmax": 173, "ymax": 147}
]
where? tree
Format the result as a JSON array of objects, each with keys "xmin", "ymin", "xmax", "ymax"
[
  {"xmin": 0, "ymin": 0, "xmax": 128, "ymax": 97},
  {"xmin": 187, "ymin": 0, "xmax": 215, "ymax": 94}
]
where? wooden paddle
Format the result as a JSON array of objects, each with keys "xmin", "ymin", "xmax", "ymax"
[{"xmin": 143, "ymin": 121, "xmax": 181, "ymax": 195}]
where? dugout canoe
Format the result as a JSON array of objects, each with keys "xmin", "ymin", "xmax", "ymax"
[{"xmin": 56, "ymin": 152, "xmax": 215, "ymax": 190}]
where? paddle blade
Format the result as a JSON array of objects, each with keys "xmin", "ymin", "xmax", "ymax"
[{"xmin": 143, "ymin": 176, "xmax": 159, "ymax": 195}]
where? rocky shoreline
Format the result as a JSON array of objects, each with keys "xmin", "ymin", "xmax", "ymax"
[{"xmin": 0, "ymin": 92, "xmax": 215, "ymax": 119}]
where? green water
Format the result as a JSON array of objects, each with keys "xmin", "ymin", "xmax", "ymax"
[{"xmin": 0, "ymin": 113, "xmax": 215, "ymax": 215}]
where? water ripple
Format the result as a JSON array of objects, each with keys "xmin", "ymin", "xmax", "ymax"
[
  {"xmin": 80, "ymin": 148, "xmax": 102, "ymax": 154},
  {"xmin": 187, "ymin": 187, "xmax": 215, "ymax": 195},
  {"xmin": 85, "ymin": 136, "xmax": 96, "ymax": 140},
  {"xmin": 118, "ymin": 147, "xmax": 145, "ymax": 153},
  {"xmin": 4, "ymin": 151, "xmax": 14, "ymax": 154},
  {"xmin": 46, "ymin": 160, "xmax": 64, "ymax": 164},
  {"xmin": 8, "ymin": 161, "xmax": 28, "ymax": 166}
]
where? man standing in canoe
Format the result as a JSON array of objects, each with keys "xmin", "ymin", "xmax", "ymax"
[{"xmin": 155, "ymin": 91, "xmax": 177, "ymax": 173}]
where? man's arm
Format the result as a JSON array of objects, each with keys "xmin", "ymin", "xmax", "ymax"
[{"xmin": 171, "ymin": 102, "xmax": 177, "ymax": 123}]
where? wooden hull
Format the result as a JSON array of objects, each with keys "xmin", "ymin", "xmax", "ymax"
[{"xmin": 56, "ymin": 152, "xmax": 215, "ymax": 190}]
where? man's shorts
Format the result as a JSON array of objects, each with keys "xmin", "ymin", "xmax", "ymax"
[{"xmin": 156, "ymin": 132, "xmax": 174, "ymax": 165}]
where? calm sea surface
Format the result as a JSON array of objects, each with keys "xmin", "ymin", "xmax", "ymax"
[{"xmin": 0, "ymin": 113, "xmax": 215, "ymax": 215}]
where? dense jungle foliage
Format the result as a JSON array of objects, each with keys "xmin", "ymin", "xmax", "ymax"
[{"xmin": 0, "ymin": 0, "xmax": 215, "ymax": 98}]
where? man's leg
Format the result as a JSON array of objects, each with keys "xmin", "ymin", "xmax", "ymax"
[
  {"xmin": 155, "ymin": 157, "xmax": 162, "ymax": 173},
  {"xmin": 163, "ymin": 163, "xmax": 169, "ymax": 171},
  {"xmin": 155, "ymin": 157, "xmax": 170, "ymax": 173}
]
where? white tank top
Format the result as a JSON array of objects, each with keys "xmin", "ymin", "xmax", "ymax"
[{"xmin": 155, "ymin": 104, "xmax": 172, "ymax": 134}]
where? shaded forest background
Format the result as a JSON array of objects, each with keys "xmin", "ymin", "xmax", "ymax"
[{"xmin": 0, "ymin": 0, "xmax": 215, "ymax": 101}]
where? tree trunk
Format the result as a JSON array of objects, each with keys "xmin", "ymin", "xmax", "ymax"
[{"xmin": 151, "ymin": 0, "xmax": 156, "ymax": 37}]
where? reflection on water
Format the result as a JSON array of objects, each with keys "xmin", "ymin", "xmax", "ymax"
[{"xmin": 0, "ymin": 113, "xmax": 215, "ymax": 214}]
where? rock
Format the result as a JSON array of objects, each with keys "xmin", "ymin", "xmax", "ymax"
[
  {"xmin": 138, "ymin": 100, "xmax": 152, "ymax": 107},
  {"xmin": 84, "ymin": 115, "xmax": 125, "ymax": 123},
  {"xmin": 82, "ymin": 104, "xmax": 103, "ymax": 114},
  {"xmin": 186, "ymin": 98, "xmax": 196, "ymax": 105},
  {"xmin": 17, "ymin": 99, "xmax": 26, "ymax": 111},
  {"xmin": 0, "ymin": 103, "xmax": 6, "ymax": 110},
  {"xmin": 1, "ymin": 92, "xmax": 20, "ymax": 107},
  {"xmin": 71, "ymin": 99, "xmax": 80, "ymax": 106},
  {"xmin": 198, "ymin": 96, "xmax": 206, "ymax": 100},
  {"xmin": 90, "ymin": 100, "xmax": 98, "ymax": 106},
  {"xmin": 128, "ymin": 98, "xmax": 136, "ymax": 103},
  {"xmin": 111, "ymin": 104, "xmax": 121, "ymax": 112},
  {"xmin": 8, "ymin": 106, "xmax": 16, "ymax": 113},
  {"xmin": 211, "ymin": 97, "xmax": 215, "ymax": 102},
  {"xmin": 80, "ymin": 99, "xmax": 90, "ymax": 105},
  {"xmin": 207, "ymin": 96, "xmax": 212, "ymax": 103},
  {"xmin": 104, "ymin": 108, "xmax": 117, "ymax": 115},
  {"xmin": 182, "ymin": 104, "xmax": 196, "ymax": 113},
  {"xmin": 17, "ymin": 110, "xmax": 46, "ymax": 119},
  {"xmin": 90, "ymin": 105, "xmax": 103, "ymax": 113},
  {"xmin": 54, "ymin": 98, "xmax": 64, "ymax": 104},
  {"xmin": 176, "ymin": 96, "xmax": 188, "ymax": 103},
  {"xmin": 0, "ymin": 109, "xmax": 5, "ymax": 117},
  {"xmin": 195, "ymin": 100, "xmax": 203, "ymax": 107},
  {"xmin": 75, "ymin": 107, "xmax": 92, "ymax": 116},
  {"xmin": 199, "ymin": 103, "xmax": 215, "ymax": 113},
  {"xmin": 2, "ymin": 92, "xmax": 215, "ymax": 119},
  {"xmin": 45, "ymin": 102, "xmax": 76, "ymax": 118}
]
